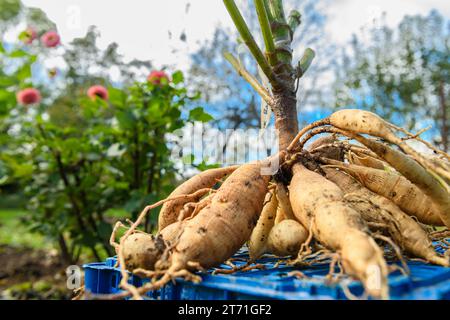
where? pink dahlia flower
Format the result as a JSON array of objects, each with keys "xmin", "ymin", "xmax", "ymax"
[
  {"xmin": 147, "ymin": 70, "xmax": 170, "ymax": 86},
  {"xmin": 41, "ymin": 31, "xmax": 61, "ymax": 48},
  {"xmin": 87, "ymin": 85, "xmax": 109, "ymax": 101},
  {"xmin": 16, "ymin": 88, "xmax": 41, "ymax": 105}
]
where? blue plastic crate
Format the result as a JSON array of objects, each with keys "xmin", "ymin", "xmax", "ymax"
[{"xmin": 83, "ymin": 243, "xmax": 450, "ymax": 300}]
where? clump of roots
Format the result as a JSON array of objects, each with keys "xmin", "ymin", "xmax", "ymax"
[
  {"xmin": 103, "ymin": 188, "xmax": 215, "ymax": 300},
  {"xmin": 77, "ymin": 109, "xmax": 449, "ymax": 301}
]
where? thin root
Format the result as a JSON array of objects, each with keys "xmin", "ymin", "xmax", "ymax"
[
  {"xmin": 325, "ymin": 253, "xmax": 341, "ymax": 284},
  {"xmin": 71, "ymin": 285, "xmax": 85, "ymax": 300},
  {"xmin": 212, "ymin": 261, "xmax": 266, "ymax": 275},
  {"xmin": 341, "ymin": 281, "xmax": 369, "ymax": 300},
  {"xmin": 287, "ymin": 119, "xmax": 331, "ymax": 151},
  {"xmin": 388, "ymin": 264, "xmax": 409, "ymax": 277},
  {"xmin": 389, "ymin": 123, "xmax": 450, "ymax": 161},
  {"xmin": 289, "ymin": 220, "xmax": 315, "ymax": 266},
  {"xmin": 373, "ymin": 233, "xmax": 410, "ymax": 275}
]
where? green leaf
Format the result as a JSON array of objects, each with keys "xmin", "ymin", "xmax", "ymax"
[
  {"xmin": 9, "ymin": 49, "xmax": 28, "ymax": 58},
  {"xmin": 108, "ymin": 87, "xmax": 126, "ymax": 107},
  {"xmin": 0, "ymin": 76, "xmax": 17, "ymax": 87},
  {"xmin": 12, "ymin": 162, "xmax": 33, "ymax": 178},
  {"xmin": 76, "ymin": 233, "xmax": 97, "ymax": 247},
  {"xmin": 0, "ymin": 90, "xmax": 13, "ymax": 102},
  {"xmin": 16, "ymin": 64, "xmax": 32, "ymax": 81},
  {"xmin": 196, "ymin": 161, "xmax": 220, "ymax": 171},
  {"xmin": 29, "ymin": 54, "xmax": 37, "ymax": 63},
  {"xmin": 171, "ymin": 71, "xmax": 184, "ymax": 84},
  {"xmin": 18, "ymin": 30, "xmax": 30, "ymax": 43},
  {"xmin": 0, "ymin": 175, "xmax": 8, "ymax": 185},
  {"xmin": 116, "ymin": 110, "xmax": 136, "ymax": 130},
  {"xmin": 97, "ymin": 221, "xmax": 113, "ymax": 239},
  {"xmin": 123, "ymin": 191, "xmax": 144, "ymax": 214},
  {"xmin": 146, "ymin": 100, "xmax": 164, "ymax": 120},
  {"xmin": 166, "ymin": 107, "xmax": 181, "ymax": 120},
  {"xmin": 189, "ymin": 107, "xmax": 213, "ymax": 122}
]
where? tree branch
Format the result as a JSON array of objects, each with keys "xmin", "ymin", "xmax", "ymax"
[{"xmin": 132, "ymin": 126, "xmax": 140, "ymax": 189}]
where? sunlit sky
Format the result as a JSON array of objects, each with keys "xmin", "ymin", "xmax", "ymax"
[{"xmin": 20, "ymin": 0, "xmax": 450, "ymax": 72}]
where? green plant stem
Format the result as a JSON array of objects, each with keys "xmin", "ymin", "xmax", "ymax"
[
  {"xmin": 55, "ymin": 155, "xmax": 103, "ymax": 261},
  {"xmin": 37, "ymin": 123, "xmax": 102, "ymax": 261},
  {"xmin": 55, "ymin": 153, "xmax": 102, "ymax": 261},
  {"xmin": 262, "ymin": 0, "xmax": 274, "ymax": 22},
  {"xmin": 268, "ymin": 0, "xmax": 285, "ymax": 21},
  {"xmin": 267, "ymin": 0, "xmax": 292, "ymax": 68},
  {"xmin": 223, "ymin": 0, "xmax": 277, "ymax": 85},
  {"xmin": 297, "ymin": 48, "xmax": 316, "ymax": 77},
  {"xmin": 224, "ymin": 0, "xmax": 298, "ymax": 150},
  {"xmin": 145, "ymin": 130, "xmax": 159, "ymax": 233},
  {"xmin": 73, "ymin": 170, "xmax": 114, "ymax": 256},
  {"xmin": 288, "ymin": 10, "xmax": 301, "ymax": 37},
  {"xmin": 58, "ymin": 233, "xmax": 74, "ymax": 264},
  {"xmin": 254, "ymin": 0, "xmax": 277, "ymax": 66},
  {"xmin": 54, "ymin": 154, "xmax": 84, "ymax": 228},
  {"xmin": 147, "ymin": 151, "xmax": 157, "ymax": 194},
  {"xmin": 224, "ymin": 52, "xmax": 274, "ymax": 106},
  {"xmin": 132, "ymin": 127, "xmax": 140, "ymax": 189}
]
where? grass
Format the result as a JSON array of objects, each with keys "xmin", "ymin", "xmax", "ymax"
[
  {"xmin": 0, "ymin": 209, "xmax": 51, "ymax": 249},
  {"xmin": 0, "ymin": 206, "xmax": 154, "ymax": 260},
  {"xmin": 0, "ymin": 208, "xmax": 115, "ymax": 263},
  {"xmin": 0, "ymin": 207, "xmax": 129, "ymax": 249}
]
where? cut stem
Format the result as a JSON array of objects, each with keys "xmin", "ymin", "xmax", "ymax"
[
  {"xmin": 288, "ymin": 10, "xmax": 302, "ymax": 36},
  {"xmin": 267, "ymin": 0, "xmax": 286, "ymax": 22},
  {"xmin": 223, "ymin": 0, "xmax": 277, "ymax": 84},
  {"xmin": 262, "ymin": 0, "xmax": 274, "ymax": 22},
  {"xmin": 297, "ymin": 48, "xmax": 315, "ymax": 78},
  {"xmin": 254, "ymin": 0, "xmax": 278, "ymax": 67},
  {"xmin": 267, "ymin": 0, "xmax": 293, "ymax": 67},
  {"xmin": 224, "ymin": 52, "xmax": 275, "ymax": 106}
]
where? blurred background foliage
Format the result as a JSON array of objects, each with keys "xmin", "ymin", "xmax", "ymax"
[
  {"xmin": 333, "ymin": 10, "xmax": 449, "ymax": 152},
  {"xmin": 0, "ymin": 0, "xmax": 212, "ymax": 269}
]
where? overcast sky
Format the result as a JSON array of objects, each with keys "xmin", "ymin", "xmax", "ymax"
[{"xmin": 21, "ymin": 0, "xmax": 450, "ymax": 71}]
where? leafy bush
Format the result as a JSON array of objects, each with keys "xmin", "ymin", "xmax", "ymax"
[
  {"xmin": 9, "ymin": 72, "xmax": 211, "ymax": 263},
  {"xmin": 0, "ymin": 28, "xmax": 212, "ymax": 263}
]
